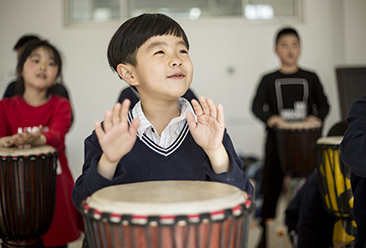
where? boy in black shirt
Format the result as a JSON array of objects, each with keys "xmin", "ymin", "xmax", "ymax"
[{"xmin": 251, "ymin": 27, "xmax": 330, "ymax": 248}]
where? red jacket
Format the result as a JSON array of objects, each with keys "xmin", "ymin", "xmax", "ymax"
[{"xmin": 0, "ymin": 95, "xmax": 84, "ymax": 246}]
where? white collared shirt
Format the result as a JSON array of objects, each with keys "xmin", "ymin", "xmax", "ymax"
[{"xmin": 132, "ymin": 98, "xmax": 196, "ymax": 148}]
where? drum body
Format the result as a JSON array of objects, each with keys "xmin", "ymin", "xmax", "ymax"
[
  {"xmin": 316, "ymin": 136, "xmax": 356, "ymax": 247},
  {"xmin": 0, "ymin": 145, "xmax": 58, "ymax": 248},
  {"xmin": 275, "ymin": 121, "xmax": 322, "ymax": 177},
  {"xmin": 82, "ymin": 181, "xmax": 253, "ymax": 248}
]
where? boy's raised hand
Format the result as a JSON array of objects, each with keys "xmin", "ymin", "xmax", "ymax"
[
  {"xmin": 95, "ymin": 99, "xmax": 140, "ymax": 164},
  {"xmin": 187, "ymin": 96, "xmax": 225, "ymax": 153}
]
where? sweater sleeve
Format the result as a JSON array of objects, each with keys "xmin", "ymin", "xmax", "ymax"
[
  {"xmin": 0, "ymin": 100, "xmax": 11, "ymax": 137},
  {"xmin": 340, "ymin": 96, "xmax": 366, "ymax": 178},
  {"xmin": 251, "ymin": 76, "xmax": 276, "ymax": 124},
  {"xmin": 204, "ymin": 131, "xmax": 254, "ymax": 196},
  {"xmin": 311, "ymin": 73, "xmax": 330, "ymax": 121},
  {"xmin": 43, "ymin": 98, "xmax": 72, "ymax": 148},
  {"xmin": 72, "ymin": 131, "xmax": 121, "ymax": 209},
  {"xmin": 296, "ymin": 169, "xmax": 334, "ymax": 247}
]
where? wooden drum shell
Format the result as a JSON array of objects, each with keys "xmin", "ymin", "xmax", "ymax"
[
  {"xmin": 82, "ymin": 181, "xmax": 253, "ymax": 248},
  {"xmin": 315, "ymin": 137, "xmax": 356, "ymax": 247},
  {"xmin": 275, "ymin": 122, "xmax": 322, "ymax": 177},
  {"xmin": 0, "ymin": 145, "xmax": 58, "ymax": 247}
]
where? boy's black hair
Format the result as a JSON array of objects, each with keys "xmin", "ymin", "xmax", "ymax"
[
  {"xmin": 275, "ymin": 27, "xmax": 300, "ymax": 45},
  {"xmin": 13, "ymin": 34, "xmax": 41, "ymax": 51},
  {"xmin": 16, "ymin": 39, "xmax": 63, "ymax": 95},
  {"xmin": 107, "ymin": 13, "xmax": 190, "ymax": 72}
]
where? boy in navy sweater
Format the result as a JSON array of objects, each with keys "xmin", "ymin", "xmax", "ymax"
[
  {"xmin": 72, "ymin": 13, "xmax": 253, "ymax": 209},
  {"xmin": 340, "ymin": 96, "xmax": 366, "ymax": 248}
]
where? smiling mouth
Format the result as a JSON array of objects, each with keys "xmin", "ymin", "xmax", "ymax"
[{"xmin": 168, "ymin": 73, "xmax": 185, "ymax": 79}]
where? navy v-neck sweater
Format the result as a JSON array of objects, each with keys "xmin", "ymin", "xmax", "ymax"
[{"xmin": 72, "ymin": 122, "xmax": 254, "ymax": 209}]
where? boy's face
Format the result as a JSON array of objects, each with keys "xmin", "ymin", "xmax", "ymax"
[
  {"xmin": 275, "ymin": 34, "xmax": 301, "ymax": 67},
  {"xmin": 131, "ymin": 35, "xmax": 193, "ymax": 102}
]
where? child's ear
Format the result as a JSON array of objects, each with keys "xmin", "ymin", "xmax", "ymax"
[{"xmin": 116, "ymin": 63, "xmax": 138, "ymax": 86}]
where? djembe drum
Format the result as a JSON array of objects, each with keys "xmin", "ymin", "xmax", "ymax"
[
  {"xmin": 0, "ymin": 145, "xmax": 58, "ymax": 248},
  {"xmin": 275, "ymin": 121, "xmax": 322, "ymax": 177},
  {"xmin": 275, "ymin": 121, "xmax": 322, "ymax": 202},
  {"xmin": 316, "ymin": 136, "xmax": 356, "ymax": 248},
  {"xmin": 82, "ymin": 180, "xmax": 253, "ymax": 248}
]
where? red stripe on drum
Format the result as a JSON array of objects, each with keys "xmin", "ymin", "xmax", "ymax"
[
  {"xmin": 93, "ymin": 210, "xmax": 102, "ymax": 220},
  {"xmin": 211, "ymin": 210, "xmax": 225, "ymax": 221},
  {"xmin": 160, "ymin": 215, "xmax": 175, "ymax": 225},
  {"xmin": 187, "ymin": 214, "xmax": 200, "ymax": 223},
  {"xmin": 131, "ymin": 215, "xmax": 148, "ymax": 225},
  {"xmin": 232, "ymin": 205, "xmax": 243, "ymax": 216},
  {"xmin": 110, "ymin": 213, "xmax": 122, "ymax": 223}
]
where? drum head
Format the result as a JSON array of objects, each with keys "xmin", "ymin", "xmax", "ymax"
[
  {"xmin": 0, "ymin": 145, "xmax": 56, "ymax": 157},
  {"xmin": 316, "ymin": 136, "xmax": 343, "ymax": 145},
  {"xmin": 277, "ymin": 121, "xmax": 322, "ymax": 130},
  {"xmin": 87, "ymin": 181, "xmax": 247, "ymax": 216}
]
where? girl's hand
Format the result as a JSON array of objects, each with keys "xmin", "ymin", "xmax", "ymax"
[
  {"xmin": 13, "ymin": 126, "xmax": 44, "ymax": 146},
  {"xmin": 0, "ymin": 136, "xmax": 15, "ymax": 148},
  {"xmin": 95, "ymin": 99, "xmax": 140, "ymax": 164}
]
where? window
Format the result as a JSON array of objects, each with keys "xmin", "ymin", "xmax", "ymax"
[{"xmin": 65, "ymin": 0, "xmax": 302, "ymax": 25}]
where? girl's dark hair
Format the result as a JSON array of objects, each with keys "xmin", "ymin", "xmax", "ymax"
[
  {"xmin": 275, "ymin": 27, "xmax": 300, "ymax": 45},
  {"xmin": 107, "ymin": 13, "xmax": 190, "ymax": 72},
  {"xmin": 15, "ymin": 39, "xmax": 63, "ymax": 95},
  {"xmin": 13, "ymin": 34, "xmax": 41, "ymax": 51}
]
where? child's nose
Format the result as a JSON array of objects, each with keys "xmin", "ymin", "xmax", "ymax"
[
  {"xmin": 39, "ymin": 63, "xmax": 47, "ymax": 71},
  {"xmin": 170, "ymin": 57, "xmax": 182, "ymax": 67}
]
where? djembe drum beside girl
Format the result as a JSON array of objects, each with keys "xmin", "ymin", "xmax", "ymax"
[{"xmin": 0, "ymin": 39, "xmax": 83, "ymax": 247}]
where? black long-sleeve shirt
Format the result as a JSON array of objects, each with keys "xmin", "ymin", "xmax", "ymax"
[{"xmin": 252, "ymin": 68, "xmax": 330, "ymax": 124}]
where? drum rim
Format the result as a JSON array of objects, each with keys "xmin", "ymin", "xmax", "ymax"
[
  {"xmin": 316, "ymin": 136, "xmax": 343, "ymax": 146},
  {"xmin": 82, "ymin": 201, "xmax": 251, "ymax": 225},
  {"xmin": 83, "ymin": 181, "xmax": 252, "ymax": 223},
  {"xmin": 275, "ymin": 121, "xmax": 322, "ymax": 130},
  {"xmin": 0, "ymin": 145, "xmax": 57, "ymax": 158}
]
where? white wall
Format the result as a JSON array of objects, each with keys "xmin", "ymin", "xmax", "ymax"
[{"xmin": 0, "ymin": 0, "xmax": 365, "ymax": 179}]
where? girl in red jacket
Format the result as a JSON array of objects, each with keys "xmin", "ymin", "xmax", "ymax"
[{"xmin": 0, "ymin": 39, "xmax": 84, "ymax": 248}]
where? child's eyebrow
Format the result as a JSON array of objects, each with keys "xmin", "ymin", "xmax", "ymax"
[
  {"xmin": 29, "ymin": 53, "xmax": 56, "ymax": 62},
  {"xmin": 29, "ymin": 53, "xmax": 41, "ymax": 59},
  {"xmin": 147, "ymin": 40, "xmax": 187, "ymax": 51}
]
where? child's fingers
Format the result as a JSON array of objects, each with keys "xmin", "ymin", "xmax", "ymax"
[
  {"xmin": 191, "ymin": 99, "xmax": 203, "ymax": 117},
  {"xmin": 207, "ymin": 98, "xmax": 217, "ymax": 119},
  {"xmin": 5, "ymin": 138, "xmax": 14, "ymax": 147},
  {"xmin": 112, "ymin": 103, "xmax": 122, "ymax": 126},
  {"xmin": 120, "ymin": 99, "xmax": 131, "ymax": 123},
  {"xmin": 129, "ymin": 118, "xmax": 140, "ymax": 136},
  {"xmin": 199, "ymin": 96, "xmax": 211, "ymax": 116},
  {"xmin": 33, "ymin": 128, "xmax": 42, "ymax": 137},
  {"xmin": 102, "ymin": 110, "xmax": 113, "ymax": 132},
  {"xmin": 17, "ymin": 132, "xmax": 28, "ymax": 143},
  {"xmin": 94, "ymin": 121, "xmax": 105, "ymax": 140},
  {"xmin": 217, "ymin": 103, "xmax": 225, "ymax": 126},
  {"xmin": 186, "ymin": 111, "xmax": 197, "ymax": 131}
]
